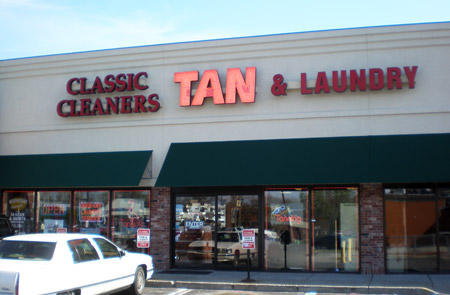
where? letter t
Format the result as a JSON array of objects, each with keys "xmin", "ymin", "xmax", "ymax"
[{"xmin": 174, "ymin": 71, "xmax": 199, "ymax": 106}]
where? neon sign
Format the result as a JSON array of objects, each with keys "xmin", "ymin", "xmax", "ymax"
[
  {"xmin": 272, "ymin": 205, "xmax": 302, "ymax": 224},
  {"xmin": 174, "ymin": 67, "xmax": 256, "ymax": 106},
  {"xmin": 41, "ymin": 204, "xmax": 67, "ymax": 216},
  {"xmin": 79, "ymin": 202, "xmax": 104, "ymax": 222},
  {"xmin": 274, "ymin": 214, "xmax": 302, "ymax": 224}
]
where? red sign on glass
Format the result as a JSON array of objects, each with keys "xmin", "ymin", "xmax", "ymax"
[
  {"xmin": 137, "ymin": 228, "xmax": 150, "ymax": 248},
  {"xmin": 242, "ymin": 229, "xmax": 255, "ymax": 249},
  {"xmin": 79, "ymin": 202, "xmax": 104, "ymax": 222}
]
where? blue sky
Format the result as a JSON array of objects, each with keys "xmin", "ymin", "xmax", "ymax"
[{"xmin": 0, "ymin": 0, "xmax": 449, "ymax": 60}]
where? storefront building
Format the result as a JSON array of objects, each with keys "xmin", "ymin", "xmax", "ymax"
[{"xmin": 1, "ymin": 22, "xmax": 450, "ymax": 274}]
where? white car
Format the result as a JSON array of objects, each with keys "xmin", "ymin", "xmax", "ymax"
[{"xmin": 0, "ymin": 233, "xmax": 153, "ymax": 295}]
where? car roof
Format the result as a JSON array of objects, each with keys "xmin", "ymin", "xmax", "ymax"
[{"xmin": 3, "ymin": 233, "xmax": 105, "ymax": 243}]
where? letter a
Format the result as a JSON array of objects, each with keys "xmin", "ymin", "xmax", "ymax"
[{"xmin": 192, "ymin": 70, "xmax": 225, "ymax": 105}]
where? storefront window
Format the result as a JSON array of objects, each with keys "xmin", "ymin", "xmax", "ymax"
[
  {"xmin": 217, "ymin": 195, "xmax": 259, "ymax": 268},
  {"xmin": 385, "ymin": 188, "xmax": 450, "ymax": 273},
  {"xmin": 311, "ymin": 188, "xmax": 358, "ymax": 272},
  {"xmin": 73, "ymin": 191, "xmax": 110, "ymax": 237},
  {"xmin": 111, "ymin": 190, "xmax": 150, "ymax": 253},
  {"xmin": 36, "ymin": 191, "xmax": 71, "ymax": 233},
  {"xmin": 2, "ymin": 191, "xmax": 35, "ymax": 234},
  {"xmin": 265, "ymin": 189, "xmax": 309, "ymax": 270},
  {"xmin": 437, "ymin": 188, "xmax": 450, "ymax": 272},
  {"xmin": 174, "ymin": 196, "xmax": 216, "ymax": 268}
]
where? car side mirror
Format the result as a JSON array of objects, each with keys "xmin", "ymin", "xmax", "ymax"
[{"xmin": 119, "ymin": 250, "xmax": 127, "ymax": 257}]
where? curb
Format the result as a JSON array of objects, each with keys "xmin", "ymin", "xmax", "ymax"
[{"xmin": 146, "ymin": 280, "xmax": 441, "ymax": 295}]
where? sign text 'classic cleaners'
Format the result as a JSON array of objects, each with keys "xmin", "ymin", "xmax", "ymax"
[{"xmin": 57, "ymin": 72, "xmax": 160, "ymax": 117}]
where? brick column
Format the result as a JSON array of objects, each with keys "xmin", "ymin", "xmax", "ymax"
[
  {"xmin": 359, "ymin": 183, "xmax": 385, "ymax": 274},
  {"xmin": 150, "ymin": 187, "xmax": 171, "ymax": 271}
]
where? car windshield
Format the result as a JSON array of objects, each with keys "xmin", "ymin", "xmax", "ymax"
[
  {"xmin": 217, "ymin": 232, "xmax": 239, "ymax": 242},
  {"xmin": 0, "ymin": 240, "xmax": 56, "ymax": 261}
]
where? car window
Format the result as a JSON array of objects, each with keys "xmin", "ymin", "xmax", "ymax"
[
  {"xmin": 0, "ymin": 240, "xmax": 55, "ymax": 260},
  {"xmin": 68, "ymin": 239, "xmax": 100, "ymax": 263},
  {"xmin": 94, "ymin": 238, "xmax": 120, "ymax": 259},
  {"xmin": 0, "ymin": 219, "xmax": 12, "ymax": 236},
  {"xmin": 218, "ymin": 233, "xmax": 239, "ymax": 242}
]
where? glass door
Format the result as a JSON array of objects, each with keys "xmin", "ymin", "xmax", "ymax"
[
  {"xmin": 216, "ymin": 194, "xmax": 259, "ymax": 268},
  {"xmin": 265, "ymin": 189, "xmax": 309, "ymax": 270},
  {"xmin": 311, "ymin": 188, "xmax": 359, "ymax": 272},
  {"xmin": 174, "ymin": 196, "xmax": 215, "ymax": 268}
]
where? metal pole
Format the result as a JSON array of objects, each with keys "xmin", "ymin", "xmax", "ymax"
[
  {"xmin": 284, "ymin": 243, "xmax": 287, "ymax": 270},
  {"xmin": 247, "ymin": 249, "xmax": 251, "ymax": 280}
]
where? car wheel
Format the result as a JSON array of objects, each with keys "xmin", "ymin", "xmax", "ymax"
[
  {"xmin": 232, "ymin": 251, "xmax": 240, "ymax": 267},
  {"xmin": 57, "ymin": 290, "xmax": 80, "ymax": 295},
  {"xmin": 127, "ymin": 266, "xmax": 146, "ymax": 295}
]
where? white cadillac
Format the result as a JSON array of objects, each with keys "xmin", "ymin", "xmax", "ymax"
[{"xmin": 0, "ymin": 233, "xmax": 154, "ymax": 295}]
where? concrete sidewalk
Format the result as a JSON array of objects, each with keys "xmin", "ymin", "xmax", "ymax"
[{"xmin": 147, "ymin": 270, "xmax": 450, "ymax": 294}]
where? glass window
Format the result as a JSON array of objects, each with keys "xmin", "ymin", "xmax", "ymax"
[
  {"xmin": 385, "ymin": 188, "xmax": 437, "ymax": 273},
  {"xmin": 312, "ymin": 188, "xmax": 359, "ymax": 272},
  {"xmin": 265, "ymin": 189, "xmax": 309, "ymax": 270},
  {"xmin": 0, "ymin": 240, "xmax": 56, "ymax": 261},
  {"xmin": 68, "ymin": 239, "xmax": 100, "ymax": 263},
  {"xmin": 174, "ymin": 196, "xmax": 215, "ymax": 268},
  {"xmin": 94, "ymin": 238, "xmax": 121, "ymax": 259},
  {"xmin": 73, "ymin": 191, "xmax": 110, "ymax": 237},
  {"xmin": 217, "ymin": 195, "xmax": 259, "ymax": 268},
  {"xmin": 111, "ymin": 190, "xmax": 150, "ymax": 253},
  {"xmin": 0, "ymin": 218, "xmax": 13, "ymax": 237},
  {"xmin": 437, "ymin": 188, "xmax": 450, "ymax": 272},
  {"xmin": 37, "ymin": 191, "xmax": 71, "ymax": 233},
  {"xmin": 2, "ymin": 191, "xmax": 35, "ymax": 234}
]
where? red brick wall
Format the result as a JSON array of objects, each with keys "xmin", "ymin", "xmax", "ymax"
[
  {"xmin": 150, "ymin": 187, "xmax": 171, "ymax": 270},
  {"xmin": 359, "ymin": 183, "xmax": 385, "ymax": 274}
]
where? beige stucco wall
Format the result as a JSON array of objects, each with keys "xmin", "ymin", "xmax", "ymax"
[{"xmin": 1, "ymin": 22, "xmax": 449, "ymax": 185}]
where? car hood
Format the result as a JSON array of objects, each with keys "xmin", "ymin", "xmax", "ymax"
[
  {"xmin": 188, "ymin": 240, "xmax": 213, "ymax": 247},
  {"xmin": 216, "ymin": 241, "xmax": 238, "ymax": 248}
]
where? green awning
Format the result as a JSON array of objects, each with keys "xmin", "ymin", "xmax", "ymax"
[
  {"xmin": 155, "ymin": 134, "xmax": 450, "ymax": 187},
  {"xmin": 0, "ymin": 151, "xmax": 152, "ymax": 188}
]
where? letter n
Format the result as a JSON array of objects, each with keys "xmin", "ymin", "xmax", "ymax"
[{"xmin": 225, "ymin": 67, "xmax": 256, "ymax": 103}]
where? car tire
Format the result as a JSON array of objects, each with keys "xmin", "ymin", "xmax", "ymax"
[
  {"xmin": 126, "ymin": 266, "xmax": 146, "ymax": 295},
  {"xmin": 57, "ymin": 290, "xmax": 80, "ymax": 295},
  {"xmin": 233, "ymin": 251, "xmax": 240, "ymax": 267}
]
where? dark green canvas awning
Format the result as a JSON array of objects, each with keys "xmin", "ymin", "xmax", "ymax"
[
  {"xmin": 155, "ymin": 134, "xmax": 450, "ymax": 187},
  {"xmin": 0, "ymin": 151, "xmax": 152, "ymax": 188}
]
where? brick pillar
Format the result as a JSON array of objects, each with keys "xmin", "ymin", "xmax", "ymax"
[
  {"xmin": 360, "ymin": 183, "xmax": 385, "ymax": 274},
  {"xmin": 150, "ymin": 187, "xmax": 171, "ymax": 271}
]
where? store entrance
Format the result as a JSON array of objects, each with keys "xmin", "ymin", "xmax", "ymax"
[
  {"xmin": 173, "ymin": 187, "xmax": 359, "ymax": 272},
  {"xmin": 265, "ymin": 187, "xmax": 359, "ymax": 272},
  {"xmin": 216, "ymin": 194, "xmax": 259, "ymax": 268},
  {"xmin": 174, "ymin": 193, "xmax": 259, "ymax": 269}
]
